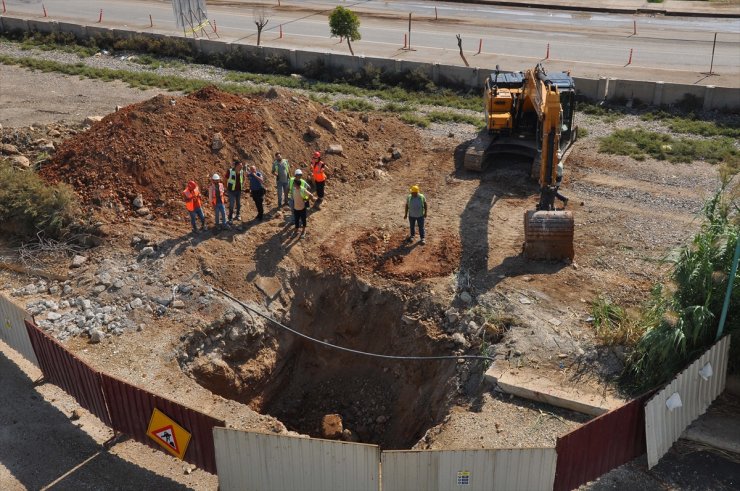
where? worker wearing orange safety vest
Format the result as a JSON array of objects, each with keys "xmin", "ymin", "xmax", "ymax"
[
  {"xmin": 310, "ymin": 151, "xmax": 327, "ymax": 202},
  {"xmin": 183, "ymin": 180, "xmax": 206, "ymax": 233},
  {"xmin": 208, "ymin": 173, "xmax": 229, "ymax": 230}
]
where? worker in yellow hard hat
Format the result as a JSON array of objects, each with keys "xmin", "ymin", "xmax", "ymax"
[{"xmin": 404, "ymin": 185, "xmax": 427, "ymax": 245}]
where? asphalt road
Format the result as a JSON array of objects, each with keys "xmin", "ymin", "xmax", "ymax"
[{"xmin": 4, "ymin": 0, "xmax": 740, "ymax": 85}]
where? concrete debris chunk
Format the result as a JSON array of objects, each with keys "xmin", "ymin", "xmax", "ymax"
[
  {"xmin": 70, "ymin": 255, "xmax": 88, "ymax": 268},
  {"xmin": 212, "ymin": 132, "xmax": 225, "ymax": 151},
  {"xmin": 84, "ymin": 116, "xmax": 103, "ymax": 125},
  {"xmin": 315, "ymin": 113, "xmax": 337, "ymax": 133},
  {"xmin": 326, "ymin": 144, "xmax": 343, "ymax": 155}
]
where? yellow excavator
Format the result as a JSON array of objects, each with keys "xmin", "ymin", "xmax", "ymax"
[{"xmin": 464, "ymin": 64, "xmax": 577, "ymax": 260}]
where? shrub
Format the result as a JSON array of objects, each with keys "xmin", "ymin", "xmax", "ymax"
[{"xmin": 0, "ymin": 161, "xmax": 79, "ymax": 240}]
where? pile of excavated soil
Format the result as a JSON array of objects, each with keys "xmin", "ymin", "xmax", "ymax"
[{"xmin": 39, "ymin": 86, "xmax": 425, "ymax": 218}]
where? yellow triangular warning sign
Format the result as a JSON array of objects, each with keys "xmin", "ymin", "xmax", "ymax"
[{"xmin": 147, "ymin": 408, "xmax": 191, "ymax": 459}]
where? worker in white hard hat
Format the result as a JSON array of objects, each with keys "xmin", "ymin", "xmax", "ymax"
[
  {"xmin": 287, "ymin": 168, "xmax": 309, "ymax": 213},
  {"xmin": 208, "ymin": 173, "xmax": 229, "ymax": 230}
]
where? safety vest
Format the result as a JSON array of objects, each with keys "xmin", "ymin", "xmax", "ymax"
[
  {"xmin": 273, "ymin": 159, "xmax": 290, "ymax": 180},
  {"xmin": 288, "ymin": 177, "xmax": 308, "ymax": 197},
  {"xmin": 209, "ymin": 182, "xmax": 225, "ymax": 206},
  {"xmin": 227, "ymin": 168, "xmax": 245, "ymax": 191},
  {"xmin": 183, "ymin": 186, "xmax": 202, "ymax": 212},
  {"xmin": 312, "ymin": 160, "xmax": 326, "ymax": 182},
  {"xmin": 407, "ymin": 193, "xmax": 426, "ymax": 215}
]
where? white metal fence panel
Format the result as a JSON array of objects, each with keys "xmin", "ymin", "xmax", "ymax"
[
  {"xmin": 645, "ymin": 335, "xmax": 731, "ymax": 468},
  {"xmin": 382, "ymin": 448, "xmax": 554, "ymax": 491},
  {"xmin": 0, "ymin": 293, "xmax": 38, "ymax": 367},
  {"xmin": 382, "ymin": 449, "xmax": 494, "ymax": 491},
  {"xmin": 213, "ymin": 428, "xmax": 380, "ymax": 491},
  {"xmin": 492, "ymin": 447, "xmax": 557, "ymax": 491}
]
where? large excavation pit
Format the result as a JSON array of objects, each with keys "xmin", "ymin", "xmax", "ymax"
[{"xmin": 184, "ymin": 271, "xmax": 466, "ymax": 449}]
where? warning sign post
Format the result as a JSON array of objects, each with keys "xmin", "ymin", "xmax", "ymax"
[{"xmin": 147, "ymin": 408, "xmax": 192, "ymax": 459}]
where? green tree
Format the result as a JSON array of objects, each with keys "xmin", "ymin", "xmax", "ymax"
[{"xmin": 328, "ymin": 6, "xmax": 361, "ymax": 56}]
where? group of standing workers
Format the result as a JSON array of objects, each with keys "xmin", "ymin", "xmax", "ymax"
[
  {"xmin": 182, "ymin": 150, "xmax": 329, "ymax": 239},
  {"xmin": 182, "ymin": 149, "xmax": 429, "ymax": 245}
]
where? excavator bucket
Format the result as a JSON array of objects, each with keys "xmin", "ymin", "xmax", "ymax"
[{"xmin": 524, "ymin": 210, "xmax": 574, "ymax": 260}]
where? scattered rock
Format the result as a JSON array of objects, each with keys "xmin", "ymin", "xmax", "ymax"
[
  {"xmin": 255, "ymin": 276, "xmax": 282, "ymax": 300},
  {"xmin": 70, "ymin": 255, "xmax": 88, "ymax": 268},
  {"xmin": 391, "ymin": 148, "xmax": 402, "ymax": 160},
  {"xmin": 38, "ymin": 141, "xmax": 55, "ymax": 153},
  {"xmin": 140, "ymin": 246, "xmax": 155, "ymax": 257},
  {"xmin": 360, "ymin": 113, "xmax": 370, "ymax": 123},
  {"xmin": 321, "ymin": 414, "xmax": 343, "ymax": 439},
  {"xmin": 452, "ymin": 332, "xmax": 470, "ymax": 348},
  {"xmin": 130, "ymin": 298, "xmax": 144, "ymax": 309},
  {"xmin": 315, "ymin": 113, "xmax": 337, "ymax": 133},
  {"xmin": 265, "ymin": 87, "xmax": 280, "ymax": 99},
  {"xmin": 356, "ymin": 130, "xmax": 370, "ymax": 141},
  {"xmin": 0, "ymin": 143, "xmax": 19, "ymax": 155},
  {"xmin": 376, "ymin": 415, "xmax": 388, "ymax": 424},
  {"xmin": 401, "ymin": 314, "xmax": 415, "ymax": 325},
  {"xmin": 306, "ymin": 126, "xmax": 321, "ymax": 139},
  {"xmin": 326, "ymin": 144, "xmax": 344, "ymax": 155},
  {"xmin": 8, "ymin": 155, "xmax": 31, "ymax": 168},
  {"xmin": 135, "ymin": 207, "xmax": 150, "ymax": 216},
  {"xmin": 172, "ymin": 299, "xmax": 185, "ymax": 309},
  {"xmin": 519, "ymin": 296, "xmax": 532, "ymax": 305},
  {"xmin": 132, "ymin": 194, "xmax": 144, "ymax": 208},
  {"xmin": 46, "ymin": 312, "xmax": 62, "ymax": 321},
  {"xmin": 212, "ymin": 132, "xmax": 225, "ymax": 151},
  {"xmin": 84, "ymin": 116, "xmax": 103, "ymax": 125},
  {"xmin": 115, "ymin": 105, "xmax": 124, "ymax": 112},
  {"xmin": 446, "ymin": 309, "xmax": 460, "ymax": 324},
  {"xmin": 90, "ymin": 329, "xmax": 105, "ymax": 344},
  {"xmin": 459, "ymin": 291, "xmax": 473, "ymax": 304},
  {"xmin": 70, "ymin": 409, "xmax": 82, "ymax": 421}
]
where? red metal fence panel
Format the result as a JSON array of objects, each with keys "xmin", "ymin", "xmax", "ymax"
[
  {"xmin": 24, "ymin": 320, "xmax": 112, "ymax": 427},
  {"xmin": 101, "ymin": 373, "xmax": 225, "ymax": 474},
  {"xmin": 553, "ymin": 391, "xmax": 655, "ymax": 491}
]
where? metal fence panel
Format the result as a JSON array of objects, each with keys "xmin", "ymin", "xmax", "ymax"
[
  {"xmin": 553, "ymin": 391, "xmax": 655, "ymax": 491},
  {"xmin": 492, "ymin": 448, "xmax": 556, "ymax": 491},
  {"xmin": 0, "ymin": 293, "xmax": 39, "ymax": 367},
  {"xmin": 101, "ymin": 373, "xmax": 224, "ymax": 474},
  {"xmin": 645, "ymin": 336, "xmax": 731, "ymax": 469},
  {"xmin": 24, "ymin": 320, "xmax": 111, "ymax": 426},
  {"xmin": 213, "ymin": 429, "xmax": 380, "ymax": 491},
  {"xmin": 381, "ymin": 450, "xmax": 439, "ymax": 491}
]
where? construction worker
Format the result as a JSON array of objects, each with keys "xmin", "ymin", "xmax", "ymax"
[
  {"xmin": 248, "ymin": 165, "xmax": 266, "ymax": 221},
  {"xmin": 225, "ymin": 159, "xmax": 245, "ymax": 222},
  {"xmin": 287, "ymin": 169, "xmax": 309, "ymax": 212},
  {"xmin": 555, "ymin": 161, "xmax": 569, "ymax": 208},
  {"xmin": 404, "ymin": 185, "xmax": 427, "ymax": 245},
  {"xmin": 182, "ymin": 180, "xmax": 206, "ymax": 233},
  {"xmin": 208, "ymin": 173, "xmax": 229, "ymax": 229},
  {"xmin": 310, "ymin": 151, "xmax": 327, "ymax": 203},
  {"xmin": 292, "ymin": 177, "xmax": 315, "ymax": 238},
  {"xmin": 271, "ymin": 152, "xmax": 291, "ymax": 208}
]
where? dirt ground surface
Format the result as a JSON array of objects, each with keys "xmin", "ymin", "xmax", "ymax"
[{"xmin": 1, "ymin": 64, "xmax": 735, "ymax": 489}]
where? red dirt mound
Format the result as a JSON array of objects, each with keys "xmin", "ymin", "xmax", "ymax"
[{"xmin": 39, "ymin": 86, "xmax": 424, "ymax": 218}]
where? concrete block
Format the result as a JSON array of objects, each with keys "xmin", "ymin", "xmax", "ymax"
[
  {"xmin": 294, "ymin": 49, "xmax": 326, "ymax": 70},
  {"xmin": 485, "ymin": 364, "xmax": 624, "ymax": 416},
  {"xmin": 703, "ymin": 86, "xmax": 716, "ymax": 111},
  {"xmin": 652, "ymin": 81, "xmax": 664, "ymax": 106},
  {"xmin": 85, "ymin": 25, "xmax": 114, "ymax": 41},
  {"xmin": 0, "ymin": 16, "xmax": 30, "ymax": 35},
  {"xmin": 198, "ymin": 38, "xmax": 230, "ymax": 57},
  {"xmin": 574, "ymin": 77, "xmax": 599, "ymax": 101},
  {"xmin": 57, "ymin": 21, "xmax": 88, "ymax": 39},
  {"xmin": 712, "ymin": 87, "xmax": 740, "ymax": 110}
]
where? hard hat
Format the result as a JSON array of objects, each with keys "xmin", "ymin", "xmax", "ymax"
[
  {"xmin": 295, "ymin": 169, "xmax": 303, "ymax": 176},
  {"xmin": 187, "ymin": 180, "xmax": 197, "ymax": 190},
  {"xmin": 410, "ymin": 185, "xmax": 420, "ymax": 193},
  {"xmin": 212, "ymin": 173, "xmax": 220, "ymax": 180},
  {"xmin": 313, "ymin": 151, "xmax": 321, "ymax": 159}
]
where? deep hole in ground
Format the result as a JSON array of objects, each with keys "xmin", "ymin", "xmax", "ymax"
[{"xmin": 182, "ymin": 270, "xmax": 468, "ymax": 449}]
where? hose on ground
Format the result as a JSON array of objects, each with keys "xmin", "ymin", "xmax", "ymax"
[{"xmin": 213, "ymin": 287, "xmax": 495, "ymax": 363}]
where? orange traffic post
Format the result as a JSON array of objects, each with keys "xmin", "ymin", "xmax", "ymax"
[
  {"xmin": 98, "ymin": 9, "xmax": 103, "ymax": 23},
  {"xmin": 627, "ymin": 48, "xmax": 633, "ymax": 65},
  {"xmin": 149, "ymin": 14, "xmax": 153, "ymax": 27},
  {"xmin": 633, "ymin": 20, "xmax": 637, "ymax": 35},
  {"xmin": 42, "ymin": 3, "xmax": 47, "ymax": 17},
  {"xmin": 477, "ymin": 38, "xmax": 482, "ymax": 54},
  {"xmin": 279, "ymin": 24, "xmax": 283, "ymax": 38},
  {"xmin": 545, "ymin": 43, "xmax": 550, "ymax": 60},
  {"xmin": 435, "ymin": 6, "xmax": 438, "ymax": 20},
  {"xmin": 2, "ymin": 0, "xmax": 6, "ymax": 14},
  {"xmin": 403, "ymin": 33, "xmax": 407, "ymax": 49},
  {"xmin": 213, "ymin": 19, "xmax": 217, "ymax": 34}
]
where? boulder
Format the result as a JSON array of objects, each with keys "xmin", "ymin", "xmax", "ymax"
[
  {"xmin": 84, "ymin": 116, "xmax": 103, "ymax": 125},
  {"xmin": 90, "ymin": 329, "xmax": 105, "ymax": 344},
  {"xmin": 0, "ymin": 143, "xmax": 19, "ymax": 155},
  {"xmin": 315, "ymin": 113, "xmax": 337, "ymax": 133},
  {"xmin": 135, "ymin": 207, "xmax": 150, "ymax": 216},
  {"xmin": 356, "ymin": 130, "xmax": 370, "ymax": 141},
  {"xmin": 326, "ymin": 144, "xmax": 343, "ymax": 155},
  {"xmin": 38, "ymin": 142, "xmax": 55, "ymax": 153},
  {"xmin": 212, "ymin": 132, "xmax": 225, "ymax": 151},
  {"xmin": 132, "ymin": 194, "xmax": 144, "ymax": 208},
  {"xmin": 9, "ymin": 155, "xmax": 31, "ymax": 169},
  {"xmin": 391, "ymin": 148, "xmax": 403, "ymax": 160},
  {"xmin": 321, "ymin": 414, "xmax": 343, "ymax": 439}
]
